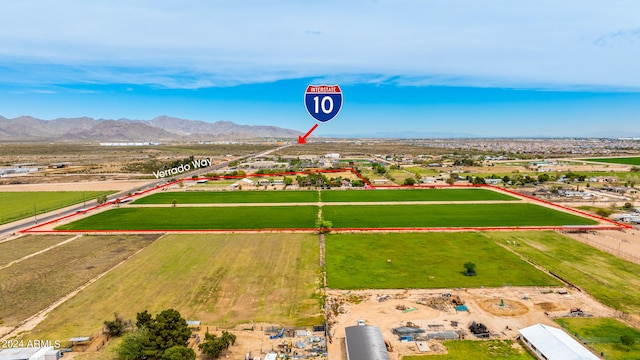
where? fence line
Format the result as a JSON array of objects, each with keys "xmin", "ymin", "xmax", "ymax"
[{"xmin": 567, "ymin": 234, "xmax": 640, "ymax": 265}]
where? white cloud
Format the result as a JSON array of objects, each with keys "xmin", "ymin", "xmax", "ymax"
[{"xmin": 0, "ymin": 0, "xmax": 639, "ymax": 90}]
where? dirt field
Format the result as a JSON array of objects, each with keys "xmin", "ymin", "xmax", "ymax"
[
  {"xmin": 563, "ymin": 229, "xmax": 640, "ymax": 264},
  {"xmin": 0, "ymin": 180, "xmax": 151, "ymax": 192},
  {"xmin": 325, "ymin": 287, "xmax": 614, "ymax": 360}
]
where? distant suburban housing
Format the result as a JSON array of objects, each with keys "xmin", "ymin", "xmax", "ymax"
[
  {"xmin": 519, "ymin": 323, "xmax": 599, "ymax": 360},
  {"xmin": 99, "ymin": 142, "xmax": 160, "ymax": 146},
  {"xmin": 48, "ymin": 162, "xmax": 72, "ymax": 169}
]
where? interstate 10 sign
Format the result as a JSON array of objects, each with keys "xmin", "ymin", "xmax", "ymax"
[{"xmin": 304, "ymin": 84, "xmax": 343, "ymax": 122}]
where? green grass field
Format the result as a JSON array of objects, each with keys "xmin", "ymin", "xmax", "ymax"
[
  {"xmin": 321, "ymin": 188, "xmax": 518, "ymax": 202},
  {"xmin": 583, "ymin": 157, "xmax": 640, "ymax": 166},
  {"xmin": 325, "ymin": 232, "xmax": 561, "ymax": 289},
  {"xmin": 323, "ymin": 203, "xmax": 598, "ymax": 228},
  {"xmin": 0, "ymin": 234, "xmax": 157, "ymax": 327},
  {"xmin": 56, "ymin": 206, "xmax": 319, "ymax": 230},
  {"xmin": 0, "ymin": 235, "xmax": 72, "ymax": 265},
  {"xmin": 555, "ymin": 318, "xmax": 640, "ymax": 359},
  {"xmin": 134, "ymin": 188, "xmax": 517, "ymax": 204},
  {"xmin": 58, "ymin": 202, "xmax": 596, "ymax": 230},
  {"xmin": 402, "ymin": 340, "xmax": 535, "ymax": 359},
  {"xmin": 0, "ymin": 191, "xmax": 115, "ymax": 224},
  {"xmin": 24, "ymin": 233, "xmax": 321, "ymax": 341},
  {"xmin": 487, "ymin": 231, "xmax": 640, "ymax": 314},
  {"xmin": 133, "ymin": 190, "xmax": 319, "ymax": 204}
]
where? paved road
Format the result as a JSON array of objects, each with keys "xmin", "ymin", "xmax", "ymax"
[{"xmin": 0, "ymin": 144, "xmax": 292, "ymax": 238}]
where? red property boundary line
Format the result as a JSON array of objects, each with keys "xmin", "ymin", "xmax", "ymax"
[{"xmin": 20, "ymin": 167, "xmax": 631, "ymax": 233}]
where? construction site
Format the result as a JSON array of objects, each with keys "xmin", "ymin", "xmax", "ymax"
[{"xmin": 325, "ymin": 287, "xmax": 615, "ymax": 359}]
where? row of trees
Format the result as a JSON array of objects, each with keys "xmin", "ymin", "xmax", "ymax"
[{"xmin": 105, "ymin": 309, "xmax": 235, "ymax": 360}]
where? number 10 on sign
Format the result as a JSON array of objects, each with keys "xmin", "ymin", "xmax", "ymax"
[{"xmin": 304, "ymin": 85, "xmax": 343, "ymax": 123}]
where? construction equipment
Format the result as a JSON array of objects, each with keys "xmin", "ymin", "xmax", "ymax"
[
  {"xmin": 269, "ymin": 328, "xmax": 284, "ymax": 339},
  {"xmin": 384, "ymin": 339, "xmax": 394, "ymax": 352},
  {"xmin": 451, "ymin": 295, "xmax": 464, "ymax": 306},
  {"xmin": 469, "ymin": 321, "xmax": 490, "ymax": 338}
]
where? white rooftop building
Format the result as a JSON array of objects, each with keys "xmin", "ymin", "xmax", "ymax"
[
  {"xmin": 519, "ymin": 324, "xmax": 599, "ymax": 360},
  {"xmin": 0, "ymin": 347, "xmax": 61, "ymax": 360}
]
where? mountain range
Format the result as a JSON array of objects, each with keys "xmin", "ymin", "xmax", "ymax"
[{"xmin": 0, "ymin": 115, "xmax": 301, "ymax": 141}]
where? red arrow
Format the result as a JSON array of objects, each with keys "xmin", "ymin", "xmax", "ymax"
[{"xmin": 298, "ymin": 123, "xmax": 319, "ymax": 144}]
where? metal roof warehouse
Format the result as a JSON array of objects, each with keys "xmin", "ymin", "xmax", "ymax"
[
  {"xmin": 519, "ymin": 323, "xmax": 599, "ymax": 360},
  {"xmin": 344, "ymin": 325, "xmax": 390, "ymax": 360}
]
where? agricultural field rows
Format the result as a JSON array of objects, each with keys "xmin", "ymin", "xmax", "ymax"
[
  {"xmin": 582, "ymin": 157, "xmax": 640, "ymax": 166},
  {"xmin": 325, "ymin": 232, "xmax": 562, "ymax": 289},
  {"xmin": 0, "ymin": 191, "xmax": 115, "ymax": 225},
  {"xmin": 5, "ymin": 230, "xmax": 640, "ymax": 358},
  {"xmin": 22, "ymin": 233, "xmax": 321, "ymax": 341},
  {"xmin": 56, "ymin": 202, "xmax": 597, "ymax": 231},
  {"xmin": 0, "ymin": 234, "xmax": 158, "ymax": 328},
  {"xmin": 0, "ymin": 235, "xmax": 71, "ymax": 265},
  {"xmin": 488, "ymin": 231, "xmax": 640, "ymax": 314},
  {"xmin": 56, "ymin": 206, "xmax": 319, "ymax": 230},
  {"xmin": 133, "ymin": 188, "xmax": 518, "ymax": 204},
  {"xmin": 322, "ymin": 203, "xmax": 597, "ymax": 228}
]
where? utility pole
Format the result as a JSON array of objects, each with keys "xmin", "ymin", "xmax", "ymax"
[{"xmin": 33, "ymin": 204, "xmax": 38, "ymax": 224}]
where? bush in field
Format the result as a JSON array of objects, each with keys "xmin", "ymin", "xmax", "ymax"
[
  {"xmin": 403, "ymin": 177, "xmax": 416, "ymax": 186},
  {"xmin": 199, "ymin": 330, "xmax": 236, "ymax": 359},
  {"xmin": 464, "ymin": 262, "xmax": 477, "ymax": 276},
  {"xmin": 103, "ymin": 313, "xmax": 128, "ymax": 337},
  {"xmin": 162, "ymin": 346, "xmax": 196, "ymax": 360},
  {"xmin": 117, "ymin": 308, "xmax": 191, "ymax": 359},
  {"xmin": 621, "ymin": 334, "xmax": 635, "ymax": 350}
]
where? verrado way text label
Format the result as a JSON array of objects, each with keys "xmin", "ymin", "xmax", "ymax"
[{"xmin": 153, "ymin": 158, "xmax": 213, "ymax": 179}]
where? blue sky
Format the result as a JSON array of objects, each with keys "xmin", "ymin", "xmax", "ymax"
[{"xmin": 1, "ymin": 0, "xmax": 639, "ymax": 137}]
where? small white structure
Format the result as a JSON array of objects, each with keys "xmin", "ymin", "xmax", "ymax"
[
  {"xmin": 519, "ymin": 324, "xmax": 599, "ymax": 360},
  {"xmin": 484, "ymin": 178, "xmax": 503, "ymax": 185},
  {"xmin": 0, "ymin": 347, "xmax": 61, "ymax": 360}
]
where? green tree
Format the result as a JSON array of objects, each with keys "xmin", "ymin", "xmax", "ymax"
[
  {"xmin": 621, "ymin": 334, "xmax": 635, "ymax": 350},
  {"xmin": 144, "ymin": 309, "xmax": 191, "ymax": 359},
  {"xmin": 463, "ymin": 262, "xmax": 477, "ymax": 276},
  {"xmin": 221, "ymin": 330, "xmax": 236, "ymax": 347},
  {"xmin": 403, "ymin": 177, "xmax": 416, "ymax": 186},
  {"xmin": 199, "ymin": 331, "xmax": 236, "ymax": 359},
  {"xmin": 171, "ymin": 199, "xmax": 177, "ymax": 207},
  {"xmin": 446, "ymin": 173, "xmax": 457, "ymax": 185},
  {"xmin": 161, "ymin": 346, "xmax": 196, "ymax": 360},
  {"xmin": 283, "ymin": 176, "xmax": 293, "ymax": 186},
  {"xmin": 103, "ymin": 313, "xmax": 127, "ymax": 337},
  {"xmin": 117, "ymin": 328, "xmax": 148, "ymax": 360},
  {"xmin": 316, "ymin": 219, "xmax": 333, "ymax": 234},
  {"xmin": 136, "ymin": 310, "xmax": 153, "ymax": 329},
  {"xmin": 199, "ymin": 333, "xmax": 225, "ymax": 359},
  {"xmin": 595, "ymin": 208, "xmax": 612, "ymax": 217}
]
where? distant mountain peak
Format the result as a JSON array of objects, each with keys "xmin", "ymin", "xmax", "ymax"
[{"xmin": 0, "ymin": 116, "xmax": 301, "ymax": 141}]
